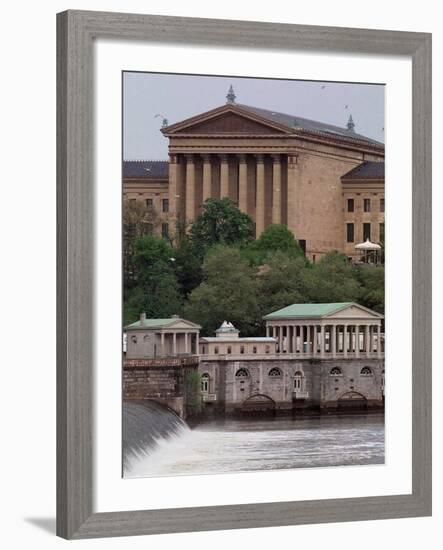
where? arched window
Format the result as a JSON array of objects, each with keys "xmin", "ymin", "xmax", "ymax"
[
  {"xmin": 131, "ymin": 335, "xmax": 137, "ymax": 344},
  {"xmin": 294, "ymin": 370, "xmax": 304, "ymax": 390},
  {"xmin": 330, "ymin": 367, "xmax": 342, "ymax": 376},
  {"xmin": 268, "ymin": 367, "xmax": 282, "ymax": 377},
  {"xmin": 201, "ymin": 373, "xmax": 210, "ymax": 393},
  {"xmin": 235, "ymin": 368, "xmax": 249, "ymax": 378},
  {"xmin": 360, "ymin": 366, "xmax": 373, "ymax": 376}
]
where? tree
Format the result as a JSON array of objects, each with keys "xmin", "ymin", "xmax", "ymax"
[
  {"xmin": 123, "ymin": 235, "xmax": 182, "ymax": 324},
  {"xmin": 190, "ymin": 198, "xmax": 254, "ymax": 253},
  {"xmin": 356, "ymin": 265, "xmax": 385, "ymax": 314},
  {"xmin": 302, "ymin": 251, "xmax": 362, "ymax": 303},
  {"xmin": 184, "ymin": 245, "xmax": 260, "ymax": 336},
  {"xmin": 256, "ymin": 251, "xmax": 308, "ymax": 324},
  {"xmin": 255, "ymin": 224, "xmax": 305, "ymax": 258},
  {"xmin": 172, "ymin": 237, "xmax": 203, "ymax": 299}
]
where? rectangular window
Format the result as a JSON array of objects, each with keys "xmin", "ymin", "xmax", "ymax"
[
  {"xmin": 161, "ymin": 223, "xmax": 169, "ymax": 239},
  {"xmin": 380, "ymin": 198, "xmax": 385, "ymax": 212},
  {"xmin": 227, "ymin": 346, "xmax": 232, "ymax": 354},
  {"xmin": 346, "ymin": 223, "xmax": 354, "ymax": 243},
  {"xmin": 379, "ymin": 222, "xmax": 385, "ymax": 243},
  {"xmin": 146, "ymin": 198, "xmax": 153, "ymax": 208},
  {"xmin": 347, "ymin": 198, "xmax": 354, "ymax": 212},
  {"xmin": 298, "ymin": 239, "xmax": 306, "ymax": 255},
  {"xmin": 363, "ymin": 198, "xmax": 371, "ymax": 212},
  {"xmin": 363, "ymin": 223, "xmax": 371, "ymax": 241},
  {"xmin": 129, "ymin": 198, "xmax": 136, "ymax": 204},
  {"xmin": 253, "ymin": 346, "xmax": 257, "ymax": 354},
  {"xmin": 214, "ymin": 346, "xmax": 218, "ymax": 354},
  {"xmin": 162, "ymin": 198, "xmax": 169, "ymax": 213}
]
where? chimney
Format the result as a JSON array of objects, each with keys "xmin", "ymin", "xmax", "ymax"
[{"xmin": 140, "ymin": 312, "xmax": 146, "ymax": 325}]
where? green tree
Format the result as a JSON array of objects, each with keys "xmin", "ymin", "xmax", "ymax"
[
  {"xmin": 172, "ymin": 237, "xmax": 203, "ymax": 299},
  {"xmin": 303, "ymin": 251, "xmax": 362, "ymax": 303},
  {"xmin": 356, "ymin": 265, "xmax": 385, "ymax": 314},
  {"xmin": 123, "ymin": 235, "xmax": 182, "ymax": 324},
  {"xmin": 255, "ymin": 224, "xmax": 305, "ymax": 257},
  {"xmin": 190, "ymin": 198, "xmax": 254, "ymax": 253},
  {"xmin": 257, "ymin": 251, "xmax": 308, "ymax": 324},
  {"xmin": 184, "ymin": 245, "xmax": 260, "ymax": 336}
]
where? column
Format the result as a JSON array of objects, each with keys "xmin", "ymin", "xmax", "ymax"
[
  {"xmin": 272, "ymin": 154, "xmax": 282, "ymax": 224},
  {"xmin": 202, "ymin": 154, "xmax": 212, "ymax": 203},
  {"xmin": 293, "ymin": 325, "xmax": 297, "ymax": 353},
  {"xmin": 172, "ymin": 332, "xmax": 177, "ymax": 356},
  {"xmin": 287, "ymin": 153, "xmax": 299, "ymax": 235},
  {"xmin": 255, "ymin": 154, "xmax": 265, "ymax": 236},
  {"xmin": 377, "ymin": 325, "xmax": 382, "ymax": 358},
  {"xmin": 286, "ymin": 326, "xmax": 291, "ymax": 353},
  {"xmin": 320, "ymin": 325, "xmax": 325, "ymax": 358},
  {"xmin": 238, "ymin": 154, "xmax": 248, "ymax": 213},
  {"xmin": 219, "ymin": 154, "xmax": 229, "ymax": 198},
  {"xmin": 355, "ymin": 325, "xmax": 360, "ymax": 358},
  {"xmin": 184, "ymin": 332, "xmax": 189, "ymax": 354},
  {"xmin": 370, "ymin": 325, "xmax": 374, "ymax": 353},
  {"xmin": 266, "ymin": 325, "xmax": 270, "ymax": 338},
  {"xmin": 168, "ymin": 153, "xmax": 179, "ymax": 223},
  {"xmin": 344, "ymin": 324, "xmax": 348, "ymax": 358},
  {"xmin": 312, "ymin": 325, "xmax": 317, "ymax": 357},
  {"xmin": 332, "ymin": 325, "xmax": 337, "ymax": 358},
  {"xmin": 185, "ymin": 154, "xmax": 196, "ymax": 223},
  {"xmin": 196, "ymin": 332, "xmax": 199, "ymax": 355},
  {"xmin": 161, "ymin": 332, "xmax": 165, "ymax": 356},
  {"xmin": 365, "ymin": 325, "xmax": 370, "ymax": 358}
]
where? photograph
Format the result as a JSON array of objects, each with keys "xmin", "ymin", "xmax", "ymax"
[{"xmin": 121, "ymin": 71, "xmax": 386, "ymax": 478}]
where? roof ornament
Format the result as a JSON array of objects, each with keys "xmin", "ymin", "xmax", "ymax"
[
  {"xmin": 347, "ymin": 114, "xmax": 355, "ymax": 132},
  {"xmin": 226, "ymin": 85, "xmax": 236, "ymax": 104},
  {"xmin": 154, "ymin": 113, "xmax": 169, "ymax": 128}
]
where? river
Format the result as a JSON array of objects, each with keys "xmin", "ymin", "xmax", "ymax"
[{"xmin": 123, "ymin": 402, "xmax": 384, "ymax": 478}]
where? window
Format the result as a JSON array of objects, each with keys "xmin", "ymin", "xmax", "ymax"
[
  {"xmin": 363, "ymin": 223, "xmax": 371, "ymax": 241},
  {"xmin": 214, "ymin": 346, "xmax": 218, "ymax": 354},
  {"xmin": 294, "ymin": 371, "xmax": 303, "ymax": 390},
  {"xmin": 201, "ymin": 373, "xmax": 209, "ymax": 393},
  {"xmin": 162, "ymin": 198, "xmax": 169, "ymax": 212},
  {"xmin": 363, "ymin": 198, "xmax": 371, "ymax": 212},
  {"xmin": 252, "ymin": 346, "xmax": 257, "ymax": 354},
  {"xmin": 347, "ymin": 198, "xmax": 354, "ymax": 212},
  {"xmin": 130, "ymin": 335, "xmax": 137, "ymax": 344},
  {"xmin": 235, "ymin": 368, "xmax": 249, "ymax": 378},
  {"xmin": 382, "ymin": 369, "xmax": 385, "ymax": 390},
  {"xmin": 330, "ymin": 367, "xmax": 342, "ymax": 376},
  {"xmin": 146, "ymin": 198, "xmax": 153, "ymax": 208},
  {"xmin": 380, "ymin": 198, "xmax": 385, "ymax": 212},
  {"xmin": 298, "ymin": 239, "xmax": 306, "ymax": 255},
  {"xmin": 379, "ymin": 222, "xmax": 385, "ymax": 243},
  {"xmin": 265, "ymin": 345, "xmax": 270, "ymax": 354},
  {"xmin": 146, "ymin": 223, "xmax": 154, "ymax": 235},
  {"xmin": 227, "ymin": 346, "xmax": 232, "ymax": 354},
  {"xmin": 129, "ymin": 198, "xmax": 136, "ymax": 204},
  {"xmin": 346, "ymin": 223, "xmax": 354, "ymax": 243},
  {"xmin": 161, "ymin": 223, "xmax": 169, "ymax": 239},
  {"xmin": 360, "ymin": 366, "xmax": 373, "ymax": 376},
  {"xmin": 268, "ymin": 368, "xmax": 282, "ymax": 377},
  {"xmin": 240, "ymin": 345, "xmax": 245, "ymax": 354}
]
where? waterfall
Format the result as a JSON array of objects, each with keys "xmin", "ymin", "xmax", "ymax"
[{"xmin": 123, "ymin": 400, "xmax": 190, "ymax": 474}]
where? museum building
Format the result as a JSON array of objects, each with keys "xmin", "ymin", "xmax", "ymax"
[{"xmin": 123, "ymin": 87, "xmax": 385, "ymax": 261}]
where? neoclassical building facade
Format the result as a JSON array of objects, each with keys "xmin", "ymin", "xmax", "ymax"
[{"xmin": 123, "ymin": 89, "xmax": 385, "ymax": 261}]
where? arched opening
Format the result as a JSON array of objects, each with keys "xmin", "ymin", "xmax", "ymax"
[
  {"xmin": 337, "ymin": 391, "xmax": 367, "ymax": 411},
  {"xmin": 201, "ymin": 372, "xmax": 210, "ymax": 393},
  {"xmin": 242, "ymin": 394, "xmax": 276, "ymax": 415},
  {"xmin": 268, "ymin": 367, "xmax": 282, "ymax": 377}
]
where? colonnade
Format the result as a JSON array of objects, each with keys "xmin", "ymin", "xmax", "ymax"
[
  {"xmin": 265, "ymin": 323, "xmax": 383, "ymax": 358},
  {"xmin": 156, "ymin": 331, "xmax": 199, "ymax": 357},
  {"xmin": 168, "ymin": 152, "xmax": 299, "ymax": 236}
]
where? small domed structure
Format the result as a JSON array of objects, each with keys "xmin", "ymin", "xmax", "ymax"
[{"xmin": 355, "ymin": 238, "xmax": 382, "ymax": 264}]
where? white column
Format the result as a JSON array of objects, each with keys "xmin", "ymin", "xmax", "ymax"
[
  {"xmin": 238, "ymin": 154, "xmax": 248, "ymax": 213},
  {"xmin": 255, "ymin": 154, "xmax": 265, "ymax": 237},
  {"xmin": 377, "ymin": 325, "xmax": 382, "ymax": 358},
  {"xmin": 355, "ymin": 325, "xmax": 360, "ymax": 358},
  {"xmin": 266, "ymin": 325, "xmax": 270, "ymax": 338},
  {"xmin": 320, "ymin": 325, "xmax": 325, "ymax": 358},
  {"xmin": 196, "ymin": 332, "xmax": 199, "ymax": 355},
  {"xmin": 343, "ymin": 324, "xmax": 348, "ymax": 358},
  {"xmin": 161, "ymin": 332, "xmax": 165, "ymax": 356},
  {"xmin": 272, "ymin": 154, "xmax": 282, "ymax": 224},
  {"xmin": 293, "ymin": 325, "xmax": 297, "ymax": 353},
  {"xmin": 312, "ymin": 325, "xmax": 317, "ymax": 357},
  {"xmin": 185, "ymin": 154, "xmax": 196, "ymax": 223},
  {"xmin": 365, "ymin": 325, "xmax": 370, "ymax": 358},
  {"xmin": 184, "ymin": 332, "xmax": 189, "ymax": 354},
  {"xmin": 332, "ymin": 325, "xmax": 337, "ymax": 358},
  {"xmin": 202, "ymin": 154, "xmax": 212, "ymax": 203},
  {"xmin": 172, "ymin": 332, "xmax": 177, "ymax": 356}
]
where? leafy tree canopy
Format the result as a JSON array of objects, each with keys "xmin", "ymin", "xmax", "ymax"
[{"xmin": 190, "ymin": 198, "xmax": 254, "ymax": 253}]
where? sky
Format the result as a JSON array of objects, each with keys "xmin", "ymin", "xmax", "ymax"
[{"xmin": 123, "ymin": 72, "xmax": 385, "ymax": 161}]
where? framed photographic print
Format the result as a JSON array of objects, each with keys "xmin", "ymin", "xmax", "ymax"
[{"xmin": 57, "ymin": 10, "xmax": 432, "ymax": 539}]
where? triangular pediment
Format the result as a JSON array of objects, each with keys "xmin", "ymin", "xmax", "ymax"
[
  {"xmin": 325, "ymin": 303, "xmax": 383, "ymax": 320},
  {"xmin": 162, "ymin": 104, "xmax": 293, "ymax": 136},
  {"xmin": 163, "ymin": 319, "xmax": 201, "ymax": 330}
]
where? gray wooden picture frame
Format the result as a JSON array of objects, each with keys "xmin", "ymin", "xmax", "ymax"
[{"xmin": 57, "ymin": 9, "xmax": 432, "ymax": 540}]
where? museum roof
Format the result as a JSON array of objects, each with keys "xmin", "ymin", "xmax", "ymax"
[
  {"xmin": 263, "ymin": 302, "xmax": 355, "ymax": 320},
  {"xmin": 236, "ymin": 103, "xmax": 384, "ymax": 147},
  {"xmin": 123, "ymin": 160, "xmax": 169, "ymax": 178},
  {"xmin": 124, "ymin": 317, "xmax": 200, "ymax": 330},
  {"xmin": 341, "ymin": 161, "xmax": 385, "ymax": 180}
]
